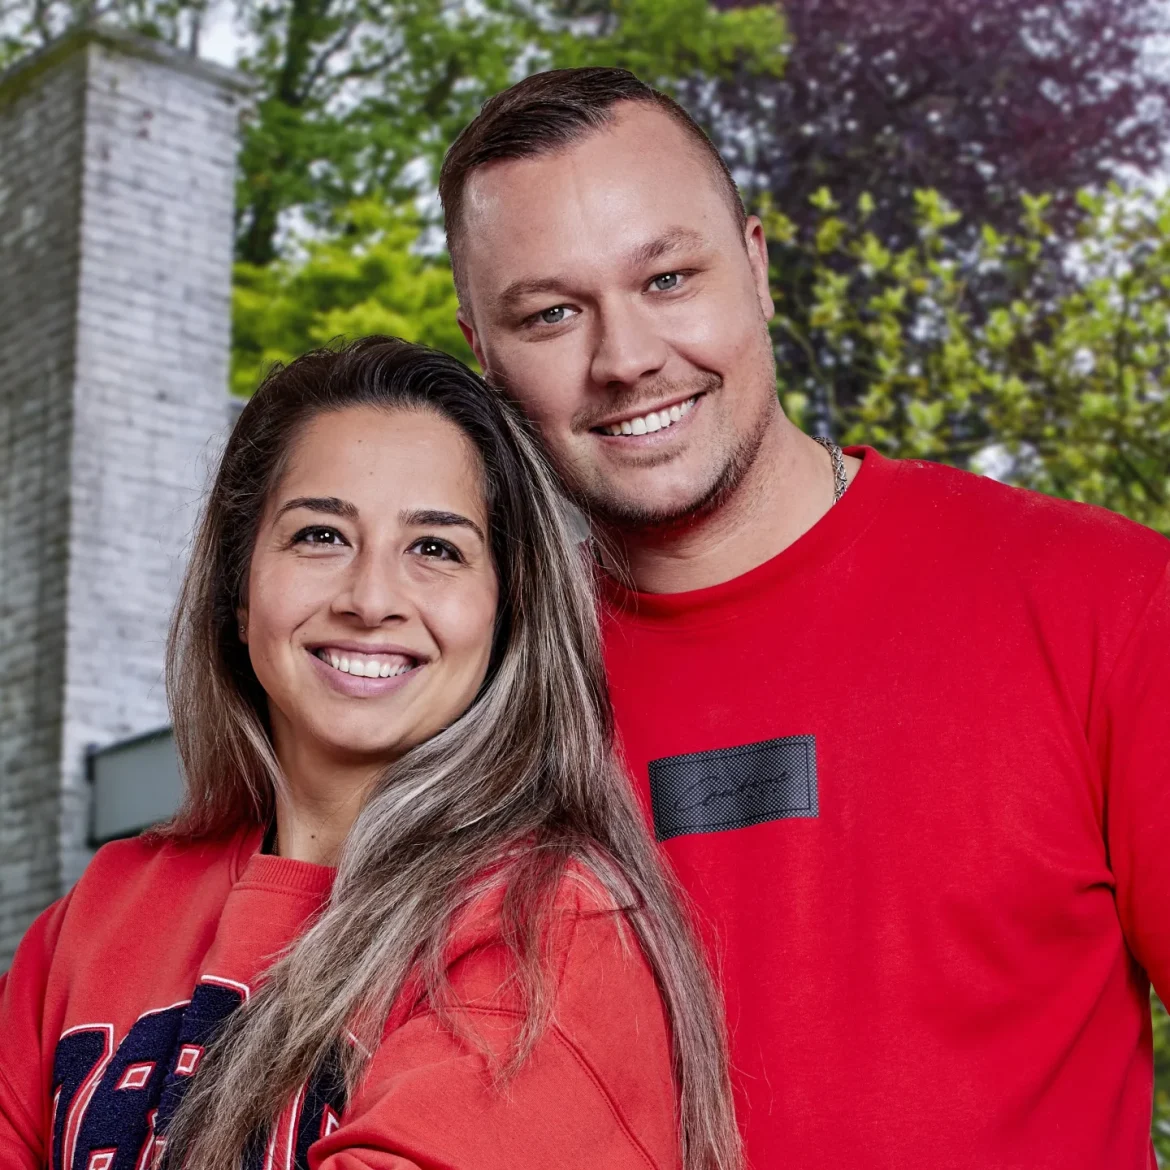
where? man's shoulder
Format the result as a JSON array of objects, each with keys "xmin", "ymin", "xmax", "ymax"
[{"xmin": 892, "ymin": 456, "xmax": 1170, "ymax": 582}]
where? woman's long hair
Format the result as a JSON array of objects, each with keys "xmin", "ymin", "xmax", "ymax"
[{"xmin": 158, "ymin": 337, "xmax": 740, "ymax": 1170}]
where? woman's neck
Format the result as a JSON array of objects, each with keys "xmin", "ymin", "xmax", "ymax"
[
  {"xmin": 272, "ymin": 791, "xmax": 362, "ymax": 865},
  {"xmin": 269, "ymin": 729, "xmax": 383, "ymax": 865}
]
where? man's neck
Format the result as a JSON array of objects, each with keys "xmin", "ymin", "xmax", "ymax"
[{"xmin": 601, "ymin": 417, "xmax": 859, "ymax": 595}]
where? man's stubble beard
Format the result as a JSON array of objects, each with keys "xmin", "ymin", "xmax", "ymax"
[
  {"xmin": 569, "ymin": 393, "xmax": 773, "ymax": 534},
  {"xmin": 563, "ymin": 340, "xmax": 779, "ymax": 535}
]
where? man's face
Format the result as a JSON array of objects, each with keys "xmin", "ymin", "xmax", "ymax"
[{"xmin": 457, "ymin": 103, "xmax": 779, "ymax": 529}]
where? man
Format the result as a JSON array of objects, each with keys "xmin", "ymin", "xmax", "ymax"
[{"xmin": 439, "ymin": 68, "xmax": 1170, "ymax": 1167}]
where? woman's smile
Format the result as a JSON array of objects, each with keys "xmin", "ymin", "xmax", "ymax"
[{"xmin": 307, "ymin": 642, "xmax": 425, "ymax": 696}]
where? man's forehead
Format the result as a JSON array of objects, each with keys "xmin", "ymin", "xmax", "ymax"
[{"xmin": 462, "ymin": 106, "xmax": 728, "ymax": 233}]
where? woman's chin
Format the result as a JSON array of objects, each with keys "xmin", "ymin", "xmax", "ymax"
[{"xmin": 313, "ymin": 727, "xmax": 417, "ymax": 769}]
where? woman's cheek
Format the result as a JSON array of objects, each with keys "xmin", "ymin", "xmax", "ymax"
[
  {"xmin": 245, "ymin": 563, "xmax": 323, "ymax": 686},
  {"xmin": 432, "ymin": 584, "xmax": 498, "ymax": 683}
]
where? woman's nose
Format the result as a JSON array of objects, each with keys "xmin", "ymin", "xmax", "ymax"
[{"xmin": 334, "ymin": 549, "xmax": 411, "ymax": 626}]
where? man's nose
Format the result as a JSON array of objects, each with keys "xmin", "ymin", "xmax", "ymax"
[
  {"xmin": 334, "ymin": 547, "xmax": 411, "ymax": 627},
  {"xmin": 589, "ymin": 300, "xmax": 670, "ymax": 388}
]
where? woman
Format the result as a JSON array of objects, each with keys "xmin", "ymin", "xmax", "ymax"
[{"xmin": 0, "ymin": 337, "xmax": 739, "ymax": 1170}]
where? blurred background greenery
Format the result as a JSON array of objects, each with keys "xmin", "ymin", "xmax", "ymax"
[{"xmin": 4, "ymin": 0, "xmax": 1168, "ymax": 1153}]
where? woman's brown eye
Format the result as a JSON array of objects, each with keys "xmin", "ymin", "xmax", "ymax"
[
  {"xmin": 414, "ymin": 538, "xmax": 459, "ymax": 561},
  {"xmin": 294, "ymin": 526, "xmax": 342, "ymax": 545}
]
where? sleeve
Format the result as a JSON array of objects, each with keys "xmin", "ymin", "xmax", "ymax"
[
  {"xmin": 0, "ymin": 895, "xmax": 71, "ymax": 1170},
  {"xmin": 308, "ymin": 901, "xmax": 680, "ymax": 1170},
  {"xmin": 1097, "ymin": 561, "xmax": 1170, "ymax": 1002}
]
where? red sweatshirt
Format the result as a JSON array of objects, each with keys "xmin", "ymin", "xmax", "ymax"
[
  {"xmin": 0, "ymin": 829, "xmax": 680, "ymax": 1170},
  {"xmin": 602, "ymin": 447, "xmax": 1170, "ymax": 1169}
]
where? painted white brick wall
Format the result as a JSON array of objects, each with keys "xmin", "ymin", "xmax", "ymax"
[{"xmin": 0, "ymin": 28, "xmax": 246, "ymax": 966}]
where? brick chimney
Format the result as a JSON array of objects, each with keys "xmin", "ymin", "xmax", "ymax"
[{"xmin": 0, "ymin": 26, "xmax": 247, "ymax": 965}]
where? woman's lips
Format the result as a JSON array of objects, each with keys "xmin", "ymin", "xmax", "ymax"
[{"xmin": 307, "ymin": 647, "xmax": 423, "ymax": 698}]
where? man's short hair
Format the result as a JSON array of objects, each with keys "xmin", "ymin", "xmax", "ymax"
[{"xmin": 439, "ymin": 67, "xmax": 747, "ymax": 304}]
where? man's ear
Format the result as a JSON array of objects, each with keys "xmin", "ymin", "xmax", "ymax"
[
  {"xmin": 744, "ymin": 215, "xmax": 775, "ymax": 321},
  {"xmin": 457, "ymin": 309, "xmax": 488, "ymax": 373}
]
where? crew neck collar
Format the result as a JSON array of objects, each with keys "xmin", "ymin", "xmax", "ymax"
[
  {"xmin": 599, "ymin": 445, "xmax": 899, "ymax": 624},
  {"xmin": 237, "ymin": 840, "xmax": 337, "ymax": 895}
]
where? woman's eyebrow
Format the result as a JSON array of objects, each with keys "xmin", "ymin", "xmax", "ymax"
[
  {"xmin": 276, "ymin": 496, "xmax": 359, "ymax": 521},
  {"xmin": 402, "ymin": 508, "xmax": 485, "ymax": 542}
]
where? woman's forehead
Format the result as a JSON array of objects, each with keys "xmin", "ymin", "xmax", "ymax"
[{"xmin": 274, "ymin": 405, "xmax": 489, "ymax": 521}]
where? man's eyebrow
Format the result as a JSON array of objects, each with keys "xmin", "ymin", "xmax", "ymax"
[
  {"xmin": 276, "ymin": 496, "xmax": 358, "ymax": 521},
  {"xmin": 495, "ymin": 276, "xmax": 568, "ymax": 314},
  {"xmin": 494, "ymin": 227, "xmax": 709, "ymax": 314},
  {"xmin": 629, "ymin": 227, "xmax": 707, "ymax": 269},
  {"xmin": 401, "ymin": 508, "xmax": 486, "ymax": 543}
]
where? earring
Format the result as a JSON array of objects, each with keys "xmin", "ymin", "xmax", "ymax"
[{"xmin": 238, "ymin": 623, "xmax": 247, "ymax": 638}]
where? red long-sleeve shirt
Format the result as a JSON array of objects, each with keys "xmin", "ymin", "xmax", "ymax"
[
  {"xmin": 0, "ymin": 829, "xmax": 681, "ymax": 1169},
  {"xmin": 603, "ymin": 447, "xmax": 1170, "ymax": 1169}
]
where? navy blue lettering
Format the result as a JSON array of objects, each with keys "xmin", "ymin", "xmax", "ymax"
[
  {"xmin": 294, "ymin": 1049, "xmax": 347, "ymax": 1166},
  {"xmin": 154, "ymin": 981, "xmax": 246, "ymax": 1138},
  {"xmin": 52, "ymin": 980, "xmax": 347, "ymax": 1169},
  {"xmin": 50, "ymin": 1028, "xmax": 109, "ymax": 1170},
  {"xmin": 73, "ymin": 1006, "xmax": 185, "ymax": 1170}
]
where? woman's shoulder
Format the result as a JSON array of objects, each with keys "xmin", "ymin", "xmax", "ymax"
[
  {"xmin": 437, "ymin": 858, "xmax": 667, "ymax": 1036},
  {"xmin": 346, "ymin": 859, "xmax": 681, "ymax": 1170},
  {"xmin": 50, "ymin": 824, "xmax": 261, "ymax": 954},
  {"xmin": 429, "ymin": 858, "xmax": 678, "ymax": 1162},
  {"xmin": 75, "ymin": 824, "xmax": 259, "ymax": 899},
  {"xmin": 442, "ymin": 857, "xmax": 632, "ymax": 960}
]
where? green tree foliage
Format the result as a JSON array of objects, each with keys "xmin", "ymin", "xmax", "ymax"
[
  {"xmin": 1157, "ymin": 991, "xmax": 1170, "ymax": 1162},
  {"xmin": 765, "ymin": 184, "xmax": 1170, "ymax": 533},
  {"xmin": 0, "ymin": 0, "xmax": 206, "ymax": 59},
  {"xmin": 231, "ymin": 199, "xmax": 471, "ymax": 393}
]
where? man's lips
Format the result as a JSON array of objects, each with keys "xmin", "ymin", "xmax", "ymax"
[
  {"xmin": 590, "ymin": 391, "xmax": 703, "ymax": 434},
  {"xmin": 590, "ymin": 393, "xmax": 704, "ymax": 439}
]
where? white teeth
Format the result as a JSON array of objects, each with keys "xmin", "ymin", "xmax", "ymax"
[
  {"xmin": 316, "ymin": 649, "xmax": 415, "ymax": 678},
  {"xmin": 601, "ymin": 396, "xmax": 698, "ymax": 437}
]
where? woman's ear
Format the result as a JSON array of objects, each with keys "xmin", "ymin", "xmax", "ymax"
[{"xmin": 237, "ymin": 608, "xmax": 249, "ymax": 644}]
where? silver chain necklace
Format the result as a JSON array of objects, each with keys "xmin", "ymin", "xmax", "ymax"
[{"xmin": 812, "ymin": 435, "xmax": 849, "ymax": 505}]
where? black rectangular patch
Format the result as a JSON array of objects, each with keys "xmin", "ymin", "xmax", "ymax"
[{"xmin": 647, "ymin": 734, "xmax": 818, "ymax": 841}]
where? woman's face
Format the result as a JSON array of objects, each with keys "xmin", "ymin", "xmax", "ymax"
[{"xmin": 241, "ymin": 405, "xmax": 499, "ymax": 774}]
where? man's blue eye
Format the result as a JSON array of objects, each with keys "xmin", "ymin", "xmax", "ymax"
[
  {"xmin": 652, "ymin": 273, "xmax": 680, "ymax": 291},
  {"xmin": 540, "ymin": 306, "xmax": 567, "ymax": 324}
]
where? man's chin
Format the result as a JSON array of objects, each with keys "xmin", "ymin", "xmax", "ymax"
[{"xmin": 574, "ymin": 472, "xmax": 734, "ymax": 534}]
